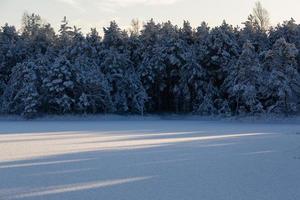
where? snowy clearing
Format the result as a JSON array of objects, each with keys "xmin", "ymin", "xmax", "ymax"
[{"xmin": 0, "ymin": 118, "xmax": 300, "ymax": 200}]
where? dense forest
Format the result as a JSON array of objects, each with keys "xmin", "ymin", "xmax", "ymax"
[{"xmin": 1, "ymin": 10, "xmax": 300, "ymax": 118}]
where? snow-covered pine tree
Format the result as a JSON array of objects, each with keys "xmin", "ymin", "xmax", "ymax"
[
  {"xmin": 74, "ymin": 56, "xmax": 112, "ymax": 114},
  {"xmin": 225, "ymin": 41, "xmax": 264, "ymax": 115},
  {"xmin": 66, "ymin": 28, "xmax": 83, "ymax": 59},
  {"xmin": 86, "ymin": 28, "xmax": 103, "ymax": 61},
  {"xmin": 194, "ymin": 22, "xmax": 210, "ymax": 63},
  {"xmin": 239, "ymin": 15, "xmax": 270, "ymax": 54},
  {"xmin": 178, "ymin": 47, "xmax": 208, "ymax": 113},
  {"xmin": 56, "ymin": 16, "xmax": 74, "ymax": 54},
  {"xmin": 177, "ymin": 21, "xmax": 213, "ymax": 113},
  {"xmin": 157, "ymin": 21, "xmax": 183, "ymax": 112},
  {"xmin": 21, "ymin": 13, "xmax": 56, "ymax": 57},
  {"xmin": 138, "ymin": 20, "xmax": 162, "ymax": 111},
  {"xmin": 100, "ymin": 48, "xmax": 147, "ymax": 114},
  {"xmin": 72, "ymin": 28, "xmax": 112, "ymax": 114},
  {"xmin": 140, "ymin": 19, "xmax": 161, "ymax": 49},
  {"xmin": 196, "ymin": 81, "xmax": 218, "ymax": 115},
  {"xmin": 41, "ymin": 55, "xmax": 77, "ymax": 114},
  {"xmin": 0, "ymin": 24, "xmax": 20, "ymax": 93},
  {"xmin": 188, "ymin": 22, "xmax": 219, "ymax": 115},
  {"xmin": 1, "ymin": 60, "xmax": 41, "ymax": 118},
  {"xmin": 139, "ymin": 21, "xmax": 187, "ymax": 112},
  {"xmin": 127, "ymin": 31, "xmax": 142, "ymax": 71},
  {"xmin": 269, "ymin": 19, "xmax": 300, "ymax": 70},
  {"xmin": 262, "ymin": 38, "xmax": 300, "ymax": 114},
  {"xmin": 206, "ymin": 21, "xmax": 240, "ymax": 114},
  {"xmin": 179, "ymin": 21, "xmax": 194, "ymax": 45},
  {"xmin": 102, "ymin": 21, "xmax": 126, "ymax": 51},
  {"xmin": 269, "ymin": 19, "xmax": 300, "ymax": 48},
  {"xmin": 206, "ymin": 21, "xmax": 240, "ymax": 82},
  {"xmin": 100, "ymin": 22, "xmax": 147, "ymax": 114}
]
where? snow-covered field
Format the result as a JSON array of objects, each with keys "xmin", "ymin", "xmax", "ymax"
[{"xmin": 0, "ymin": 118, "xmax": 300, "ymax": 200}]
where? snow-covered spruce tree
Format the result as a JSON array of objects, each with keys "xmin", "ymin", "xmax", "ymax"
[
  {"xmin": 1, "ymin": 60, "xmax": 41, "ymax": 118},
  {"xmin": 262, "ymin": 38, "xmax": 300, "ymax": 114},
  {"xmin": 224, "ymin": 41, "xmax": 264, "ymax": 115},
  {"xmin": 41, "ymin": 55, "xmax": 77, "ymax": 114}
]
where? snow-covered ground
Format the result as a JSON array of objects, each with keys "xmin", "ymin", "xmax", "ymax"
[{"xmin": 0, "ymin": 118, "xmax": 300, "ymax": 200}]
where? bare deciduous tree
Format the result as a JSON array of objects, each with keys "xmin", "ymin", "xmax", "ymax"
[
  {"xmin": 129, "ymin": 18, "xmax": 141, "ymax": 36},
  {"xmin": 252, "ymin": 1, "xmax": 270, "ymax": 31}
]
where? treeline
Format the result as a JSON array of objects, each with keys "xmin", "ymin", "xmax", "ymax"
[{"xmin": 0, "ymin": 13, "xmax": 300, "ymax": 118}]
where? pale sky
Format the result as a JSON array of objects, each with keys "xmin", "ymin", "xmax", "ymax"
[{"xmin": 0, "ymin": 0, "xmax": 299, "ymax": 34}]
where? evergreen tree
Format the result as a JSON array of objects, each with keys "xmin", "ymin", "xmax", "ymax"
[
  {"xmin": 206, "ymin": 21, "xmax": 240, "ymax": 84},
  {"xmin": 41, "ymin": 55, "xmax": 77, "ymax": 114},
  {"xmin": 179, "ymin": 21, "xmax": 194, "ymax": 45},
  {"xmin": 262, "ymin": 38, "xmax": 300, "ymax": 114},
  {"xmin": 196, "ymin": 81, "xmax": 218, "ymax": 115},
  {"xmin": 225, "ymin": 41, "xmax": 264, "ymax": 115},
  {"xmin": 21, "ymin": 13, "xmax": 56, "ymax": 57},
  {"xmin": 103, "ymin": 21, "xmax": 127, "ymax": 51},
  {"xmin": 206, "ymin": 21, "xmax": 240, "ymax": 114},
  {"xmin": 269, "ymin": 19, "xmax": 300, "ymax": 68},
  {"xmin": 239, "ymin": 15, "xmax": 270, "ymax": 54},
  {"xmin": 178, "ymin": 48, "xmax": 208, "ymax": 113},
  {"xmin": 56, "ymin": 16, "xmax": 75, "ymax": 56},
  {"xmin": 194, "ymin": 22, "xmax": 210, "ymax": 63},
  {"xmin": 75, "ymin": 57, "xmax": 112, "ymax": 114},
  {"xmin": 0, "ymin": 24, "xmax": 20, "ymax": 90},
  {"xmin": 1, "ymin": 60, "xmax": 41, "ymax": 118},
  {"xmin": 139, "ymin": 21, "xmax": 186, "ymax": 112},
  {"xmin": 86, "ymin": 28, "xmax": 103, "ymax": 61},
  {"xmin": 101, "ymin": 22, "xmax": 147, "ymax": 114},
  {"xmin": 100, "ymin": 48, "xmax": 147, "ymax": 114},
  {"xmin": 2, "ymin": 14, "xmax": 300, "ymax": 117},
  {"xmin": 138, "ymin": 19, "xmax": 162, "ymax": 111}
]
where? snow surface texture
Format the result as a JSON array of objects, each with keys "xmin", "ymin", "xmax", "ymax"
[{"xmin": 0, "ymin": 118, "xmax": 300, "ymax": 200}]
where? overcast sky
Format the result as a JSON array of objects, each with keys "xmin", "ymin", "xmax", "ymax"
[{"xmin": 0, "ymin": 0, "xmax": 299, "ymax": 33}]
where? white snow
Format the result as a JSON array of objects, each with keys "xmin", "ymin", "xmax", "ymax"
[{"xmin": 0, "ymin": 118, "xmax": 300, "ymax": 200}]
